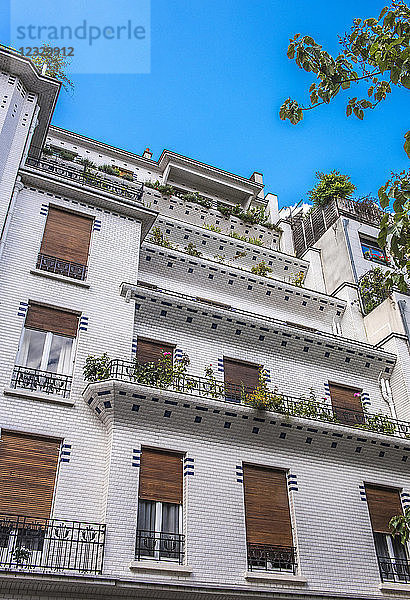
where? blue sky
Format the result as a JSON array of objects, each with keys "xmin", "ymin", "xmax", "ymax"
[{"xmin": 3, "ymin": 0, "xmax": 409, "ymax": 208}]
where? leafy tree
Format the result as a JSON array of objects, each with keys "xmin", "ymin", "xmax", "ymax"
[
  {"xmin": 390, "ymin": 508, "xmax": 410, "ymax": 544},
  {"xmin": 30, "ymin": 43, "xmax": 73, "ymax": 91},
  {"xmin": 279, "ymin": 1, "xmax": 410, "ymax": 291},
  {"xmin": 308, "ymin": 170, "xmax": 356, "ymax": 207}
]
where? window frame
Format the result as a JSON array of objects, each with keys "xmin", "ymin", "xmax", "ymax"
[
  {"xmin": 16, "ymin": 326, "xmax": 76, "ymax": 376},
  {"xmin": 360, "ymin": 235, "xmax": 389, "ymax": 266},
  {"xmin": 136, "ymin": 499, "xmax": 183, "ymax": 562}
]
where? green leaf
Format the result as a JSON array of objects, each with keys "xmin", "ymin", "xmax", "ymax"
[
  {"xmin": 404, "ymin": 131, "xmax": 410, "ymax": 159},
  {"xmin": 379, "ymin": 6, "xmax": 388, "ymax": 20},
  {"xmin": 346, "ymin": 104, "xmax": 352, "ymax": 117}
]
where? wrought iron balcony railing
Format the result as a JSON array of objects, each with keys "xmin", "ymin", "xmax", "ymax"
[
  {"xmin": 36, "ymin": 253, "xmax": 88, "ymax": 281},
  {"xmin": 378, "ymin": 556, "xmax": 410, "ymax": 583},
  {"xmin": 135, "ymin": 529, "xmax": 184, "ymax": 564},
  {"xmin": 0, "ymin": 514, "xmax": 105, "ymax": 574},
  {"xmin": 11, "ymin": 366, "xmax": 72, "ymax": 398},
  {"xmin": 25, "ymin": 157, "xmax": 144, "ymax": 202},
  {"xmin": 247, "ymin": 544, "xmax": 297, "ymax": 573},
  {"xmin": 100, "ymin": 360, "xmax": 410, "ymax": 439}
]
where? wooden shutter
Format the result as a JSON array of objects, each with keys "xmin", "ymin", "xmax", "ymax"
[
  {"xmin": 243, "ymin": 464, "xmax": 293, "ymax": 547},
  {"xmin": 0, "ymin": 431, "xmax": 60, "ymax": 520},
  {"xmin": 138, "ymin": 448, "xmax": 183, "ymax": 504},
  {"xmin": 40, "ymin": 207, "xmax": 93, "ymax": 265},
  {"xmin": 136, "ymin": 339, "xmax": 174, "ymax": 364},
  {"xmin": 328, "ymin": 382, "xmax": 363, "ymax": 425},
  {"xmin": 366, "ymin": 485, "xmax": 403, "ymax": 534},
  {"xmin": 25, "ymin": 303, "xmax": 79, "ymax": 337},
  {"xmin": 224, "ymin": 358, "xmax": 260, "ymax": 400}
]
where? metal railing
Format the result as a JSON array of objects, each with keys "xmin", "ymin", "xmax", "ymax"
[
  {"xmin": 378, "ymin": 556, "xmax": 410, "ymax": 583},
  {"xmin": 25, "ymin": 157, "xmax": 144, "ymax": 202},
  {"xmin": 0, "ymin": 514, "xmax": 105, "ymax": 573},
  {"xmin": 102, "ymin": 360, "xmax": 410, "ymax": 438},
  {"xmin": 36, "ymin": 253, "xmax": 88, "ymax": 281},
  {"xmin": 135, "ymin": 529, "xmax": 184, "ymax": 564},
  {"xmin": 247, "ymin": 544, "xmax": 297, "ymax": 573},
  {"xmin": 11, "ymin": 366, "xmax": 72, "ymax": 398}
]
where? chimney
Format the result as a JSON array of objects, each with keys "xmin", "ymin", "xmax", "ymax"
[
  {"xmin": 250, "ymin": 171, "xmax": 263, "ymax": 185},
  {"xmin": 143, "ymin": 147, "xmax": 152, "ymax": 159}
]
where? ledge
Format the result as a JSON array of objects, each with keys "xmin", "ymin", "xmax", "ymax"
[
  {"xmin": 30, "ymin": 269, "xmax": 91, "ymax": 288},
  {"xmin": 129, "ymin": 560, "xmax": 192, "ymax": 574},
  {"xmin": 245, "ymin": 571, "xmax": 307, "ymax": 584},
  {"xmin": 3, "ymin": 387, "xmax": 74, "ymax": 407},
  {"xmin": 379, "ymin": 582, "xmax": 410, "ymax": 593}
]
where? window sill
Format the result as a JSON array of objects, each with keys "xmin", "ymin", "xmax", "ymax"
[
  {"xmin": 245, "ymin": 571, "xmax": 307, "ymax": 585},
  {"xmin": 4, "ymin": 387, "xmax": 74, "ymax": 407},
  {"xmin": 30, "ymin": 269, "xmax": 90, "ymax": 288},
  {"xmin": 129, "ymin": 560, "xmax": 192, "ymax": 575},
  {"xmin": 380, "ymin": 582, "xmax": 410, "ymax": 593}
]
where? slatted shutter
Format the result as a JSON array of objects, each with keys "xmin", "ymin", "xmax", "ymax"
[
  {"xmin": 366, "ymin": 485, "xmax": 403, "ymax": 533},
  {"xmin": 0, "ymin": 431, "xmax": 60, "ymax": 519},
  {"xmin": 136, "ymin": 339, "xmax": 174, "ymax": 364},
  {"xmin": 40, "ymin": 207, "xmax": 93, "ymax": 265},
  {"xmin": 139, "ymin": 448, "xmax": 183, "ymax": 504},
  {"xmin": 224, "ymin": 358, "xmax": 260, "ymax": 401},
  {"xmin": 243, "ymin": 464, "xmax": 293, "ymax": 547},
  {"xmin": 25, "ymin": 303, "xmax": 79, "ymax": 338},
  {"xmin": 328, "ymin": 382, "xmax": 363, "ymax": 425}
]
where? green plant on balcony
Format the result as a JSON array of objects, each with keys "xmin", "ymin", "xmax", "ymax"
[
  {"xmin": 308, "ymin": 170, "xmax": 356, "ymax": 208},
  {"xmin": 51, "ymin": 147, "xmax": 77, "ymax": 162},
  {"xmin": 217, "ymin": 203, "xmax": 281, "ymax": 232},
  {"xmin": 76, "ymin": 157, "xmax": 97, "ymax": 170},
  {"xmin": 13, "ymin": 546, "xmax": 32, "ymax": 566},
  {"xmin": 42, "ymin": 145, "xmax": 53, "ymax": 156},
  {"xmin": 390, "ymin": 508, "xmax": 410, "ymax": 545},
  {"xmin": 203, "ymin": 364, "xmax": 223, "ymax": 399},
  {"xmin": 214, "ymin": 254, "xmax": 226, "ymax": 263},
  {"xmin": 83, "ymin": 353, "xmax": 111, "ymax": 382},
  {"xmin": 243, "ymin": 371, "xmax": 285, "ymax": 411},
  {"xmin": 98, "ymin": 164, "xmax": 121, "ymax": 176},
  {"xmin": 150, "ymin": 227, "xmax": 174, "ymax": 248},
  {"xmin": 184, "ymin": 242, "xmax": 202, "ymax": 257},
  {"xmin": 290, "ymin": 271, "xmax": 305, "ymax": 287},
  {"xmin": 203, "ymin": 224, "xmax": 222, "ymax": 233},
  {"xmin": 132, "ymin": 351, "xmax": 191, "ymax": 390},
  {"xmin": 358, "ymin": 267, "xmax": 393, "ymax": 315},
  {"xmin": 232, "ymin": 251, "xmax": 247, "ymax": 260},
  {"xmin": 251, "ymin": 260, "xmax": 272, "ymax": 277},
  {"xmin": 145, "ymin": 180, "xmax": 175, "ymax": 196},
  {"xmin": 180, "ymin": 191, "xmax": 212, "ymax": 209},
  {"xmin": 292, "ymin": 389, "xmax": 332, "ymax": 421},
  {"xmin": 121, "ymin": 173, "xmax": 134, "ymax": 181},
  {"xmin": 354, "ymin": 412, "xmax": 397, "ymax": 436},
  {"xmin": 229, "ymin": 231, "xmax": 264, "ymax": 246},
  {"xmin": 246, "ymin": 237, "xmax": 264, "ymax": 246}
]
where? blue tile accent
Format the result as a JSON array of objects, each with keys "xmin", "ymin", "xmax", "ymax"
[
  {"xmin": 18, "ymin": 301, "xmax": 28, "ymax": 318},
  {"xmin": 132, "ymin": 462, "xmax": 140, "ymax": 467},
  {"xmin": 237, "ymin": 478, "xmax": 243, "ymax": 483},
  {"xmin": 93, "ymin": 219, "xmax": 102, "ymax": 232},
  {"xmin": 60, "ymin": 458, "xmax": 70, "ymax": 463},
  {"xmin": 40, "ymin": 203, "xmax": 48, "ymax": 216},
  {"xmin": 79, "ymin": 316, "xmax": 89, "ymax": 331}
]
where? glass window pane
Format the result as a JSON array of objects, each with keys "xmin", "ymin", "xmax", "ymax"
[
  {"xmin": 17, "ymin": 329, "xmax": 46, "ymax": 370},
  {"xmin": 137, "ymin": 500, "xmax": 156, "ymax": 531},
  {"xmin": 161, "ymin": 503, "xmax": 179, "ymax": 533},
  {"xmin": 136, "ymin": 500, "xmax": 156, "ymax": 558},
  {"xmin": 47, "ymin": 334, "xmax": 73, "ymax": 374}
]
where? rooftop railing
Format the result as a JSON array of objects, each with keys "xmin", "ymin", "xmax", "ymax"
[
  {"xmin": 94, "ymin": 359, "xmax": 410, "ymax": 439},
  {"xmin": 25, "ymin": 156, "xmax": 144, "ymax": 202},
  {"xmin": 0, "ymin": 514, "xmax": 105, "ymax": 574}
]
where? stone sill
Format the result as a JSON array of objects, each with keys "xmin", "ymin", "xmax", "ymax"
[
  {"xmin": 245, "ymin": 571, "xmax": 307, "ymax": 584},
  {"xmin": 4, "ymin": 387, "xmax": 74, "ymax": 407},
  {"xmin": 129, "ymin": 560, "xmax": 192, "ymax": 575},
  {"xmin": 380, "ymin": 582, "xmax": 410, "ymax": 593},
  {"xmin": 30, "ymin": 269, "xmax": 90, "ymax": 288}
]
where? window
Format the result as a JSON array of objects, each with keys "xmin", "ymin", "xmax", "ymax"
[
  {"xmin": 243, "ymin": 464, "xmax": 296, "ymax": 573},
  {"xmin": 366, "ymin": 485, "xmax": 410, "ymax": 583},
  {"xmin": 136, "ymin": 448, "xmax": 184, "ymax": 563},
  {"xmin": 136, "ymin": 338, "xmax": 174, "ymax": 365},
  {"xmin": 328, "ymin": 382, "xmax": 363, "ymax": 426},
  {"xmin": 360, "ymin": 235, "xmax": 389, "ymax": 266},
  {"xmin": 37, "ymin": 206, "xmax": 93, "ymax": 281},
  {"xmin": 223, "ymin": 357, "xmax": 260, "ymax": 403}
]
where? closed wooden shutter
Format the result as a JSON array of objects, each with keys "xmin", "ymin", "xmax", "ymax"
[
  {"xmin": 139, "ymin": 448, "xmax": 183, "ymax": 504},
  {"xmin": 328, "ymin": 382, "xmax": 363, "ymax": 425},
  {"xmin": 366, "ymin": 485, "xmax": 403, "ymax": 533},
  {"xmin": 224, "ymin": 358, "xmax": 260, "ymax": 400},
  {"xmin": 136, "ymin": 339, "xmax": 174, "ymax": 364},
  {"xmin": 243, "ymin": 464, "xmax": 293, "ymax": 547},
  {"xmin": 40, "ymin": 207, "xmax": 93, "ymax": 265},
  {"xmin": 25, "ymin": 303, "xmax": 79, "ymax": 338},
  {"xmin": 0, "ymin": 431, "xmax": 60, "ymax": 520}
]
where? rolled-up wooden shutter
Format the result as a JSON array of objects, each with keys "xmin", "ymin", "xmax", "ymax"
[
  {"xmin": 329, "ymin": 382, "xmax": 363, "ymax": 425},
  {"xmin": 224, "ymin": 358, "xmax": 260, "ymax": 400},
  {"xmin": 139, "ymin": 448, "xmax": 183, "ymax": 504},
  {"xmin": 25, "ymin": 303, "xmax": 79, "ymax": 338},
  {"xmin": 136, "ymin": 339, "xmax": 174, "ymax": 364},
  {"xmin": 366, "ymin": 484, "xmax": 403, "ymax": 533},
  {"xmin": 40, "ymin": 207, "xmax": 93, "ymax": 265},
  {"xmin": 0, "ymin": 431, "xmax": 60, "ymax": 519},
  {"xmin": 243, "ymin": 464, "xmax": 292, "ymax": 547}
]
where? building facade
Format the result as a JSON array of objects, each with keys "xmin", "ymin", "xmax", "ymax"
[{"xmin": 1, "ymin": 46, "xmax": 410, "ymax": 600}]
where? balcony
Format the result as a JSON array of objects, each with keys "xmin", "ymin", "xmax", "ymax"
[
  {"xmin": 36, "ymin": 253, "xmax": 88, "ymax": 281},
  {"xmin": 99, "ymin": 359, "xmax": 410, "ymax": 439},
  {"xmin": 0, "ymin": 514, "xmax": 105, "ymax": 574},
  {"xmin": 11, "ymin": 366, "xmax": 72, "ymax": 398},
  {"xmin": 379, "ymin": 556, "xmax": 410, "ymax": 584},
  {"xmin": 25, "ymin": 156, "xmax": 144, "ymax": 202},
  {"xmin": 247, "ymin": 544, "xmax": 297, "ymax": 573},
  {"xmin": 135, "ymin": 530, "xmax": 184, "ymax": 564}
]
